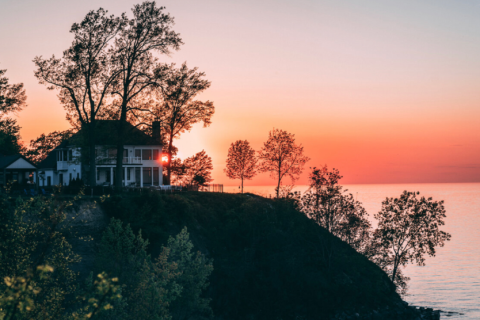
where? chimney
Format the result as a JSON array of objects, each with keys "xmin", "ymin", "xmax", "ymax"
[{"xmin": 152, "ymin": 121, "xmax": 161, "ymax": 144}]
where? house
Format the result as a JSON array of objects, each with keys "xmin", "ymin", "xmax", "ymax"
[
  {"xmin": 0, "ymin": 154, "xmax": 37, "ymax": 187},
  {"xmin": 37, "ymin": 120, "xmax": 164, "ymax": 187}
]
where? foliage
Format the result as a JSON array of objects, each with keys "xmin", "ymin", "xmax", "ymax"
[
  {"xmin": 0, "ymin": 192, "xmax": 123, "ymax": 320},
  {"xmin": 171, "ymin": 150, "xmax": 213, "ymax": 187},
  {"xmin": 371, "ymin": 191, "xmax": 451, "ymax": 289},
  {"xmin": 300, "ymin": 166, "xmax": 372, "ymax": 254},
  {"xmin": 224, "ymin": 140, "xmax": 257, "ymax": 193},
  {"xmin": 25, "ymin": 130, "xmax": 74, "ymax": 164},
  {"xmin": 0, "ymin": 118, "xmax": 23, "ymax": 155},
  {"xmin": 167, "ymin": 228, "xmax": 213, "ymax": 320},
  {"xmin": 0, "ymin": 68, "xmax": 26, "ymax": 156},
  {"xmin": 0, "ymin": 68, "xmax": 26, "ymax": 115},
  {"xmin": 258, "ymin": 128, "xmax": 310, "ymax": 198}
]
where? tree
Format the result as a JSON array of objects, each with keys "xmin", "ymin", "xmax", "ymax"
[
  {"xmin": 167, "ymin": 227, "xmax": 213, "ymax": 320},
  {"xmin": 34, "ymin": 8, "xmax": 122, "ymax": 186},
  {"xmin": 111, "ymin": 1, "xmax": 183, "ymax": 189},
  {"xmin": 25, "ymin": 130, "xmax": 74, "ymax": 164},
  {"xmin": 300, "ymin": 166, "xmax": 371, "ymax": 253},
  {"xmin": 172, "ymin": 150, "xmax": 213, "ymax": 187},
  {"xmin": 224, "ymin": 140, "xmax": 257, "ymax": 193},
  {"xmin": 0, "ymin": 68, "xmax": 27, "ymax": 155},
  {"xmin": 0, "ymin": 68, "xmax": 26, "ymax": 115},
  {"xmin": 0, "ymin": 118, "xmax": 24, "ymax": 155},
  {"xmin": 372, "ymin": 191, "xmax": 451, "ymax": 288},
  {"xmin": 258, "ymin": 128, "xmax": 310, "ymax": 198},
  {"xmin": 152, "ymin": 63, "xmax": 214, "ymax": 183}
]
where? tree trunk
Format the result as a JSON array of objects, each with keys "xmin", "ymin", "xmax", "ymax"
[
  {"xmin": 241, "ymin": 177, "xmax": 244, "ymax": 194},
  {"xmin": 88, "ymin": 122, "xmax": 96, "ymax": 187},
  {"xmin": 166, "ymin": 132, "xmax": 174, "ymax": 185},
  {"xmin": 115, "ymin": 109, "xmax": 126, "ymax": 190},
  {"xmin": 391, "ymin": 256, "xmax": 399, "ymax": 285}
]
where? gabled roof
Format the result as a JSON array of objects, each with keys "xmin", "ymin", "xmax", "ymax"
[
  {"xmin": 0, "ymin": 154, "xmax": 37, "ymax": 170},
  {"xmin": 58, "ymin": 120, "xmax": 161, "ymax": 148},
  {"xmin": 37, "ymin": 151, "xmax": 56, "ymax": 169}
]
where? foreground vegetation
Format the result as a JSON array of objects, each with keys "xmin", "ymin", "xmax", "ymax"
[{"xmin": 0, "ymin": 185, "xmax": 448, "ymax": 319}]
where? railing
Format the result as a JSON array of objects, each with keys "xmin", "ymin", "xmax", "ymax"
[
  {"xmin": 57, "ymin": 161, "xmax": 68, "ymax": 171},
  {"xmin": 96, "ymin": 157, "xmax": 142, "ymax": 165}
]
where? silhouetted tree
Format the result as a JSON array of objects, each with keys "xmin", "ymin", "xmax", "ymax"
[
  {"xmin": 34, "ymin": 8, "xmax": 122, "ymax": 186},
  {"xmin": 258, "ymin": 128, "xmax": 310, "ymax": 198},
  {"xmin": 0, "ymin": 68, "xmax": 27, "ymax": 155},
  {"xmin": 111, "ymin": 1, "xmax": 183, "ymax": 189},
  {"xmin": 172, "ymin": 150, "xmax": 213, "ymax": 187},
  {"xmin": 25, "ymin": 130, "xmax": 74, "ymax": 164},
  {"xmin": 300, "ymin": 166, "xmax": 371, "ymax": 253},
  {"xmin": 372, "ymin": 191, "xmax": 451, "ymax": 288},
  {"xmin": 224, "ymin": 140, "xmax": 257, "ymax": 193},
  {"xmin": 150, "ymin": 63, "xmax": 214, "ymax": 183}
]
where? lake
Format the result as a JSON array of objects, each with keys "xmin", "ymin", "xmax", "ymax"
[{"xmin": 225, "ymin": 183, "xmax": 480, "ymax": 319}]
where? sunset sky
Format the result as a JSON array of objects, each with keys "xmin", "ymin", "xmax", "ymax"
[{"xmin": 1, "ymin": 0, "xmax": 479, "ymax": 185}]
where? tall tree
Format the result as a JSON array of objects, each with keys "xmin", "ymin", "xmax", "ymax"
[
  {"xmin": 0, "ymin": 68, "xmax": 27, "ymax": 155},
  {"xmin": 111, "ymin": 1, "xmax": 183, "ymax": 189},
  {"xmin": 151, "ymin": 63, "xmax": 214, "ymax": 183},
  {"xmin": 258, "ymin": 128, "xmax": 310, "ymax": 198},
  {"xmin": 34, "ymin": 8, "xmax": 122, "ymax": 186},
  {"xmin": 300, "ymin": 166, "xmax": 371, "ymax": 253},
  {"xmin": 224, "ymin": 140, "xmax": 257, "ymax": 193},
  {"xmin": 373, "ymin": 191, "xmax": 451, "ymax": 287}
]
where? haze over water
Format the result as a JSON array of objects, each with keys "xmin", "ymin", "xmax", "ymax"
[{"xmin": 227, "ymin": 183, "xmax": 480, "ymax": 319}]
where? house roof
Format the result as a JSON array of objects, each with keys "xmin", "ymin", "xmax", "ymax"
[
  {"xmin": 59, "ymin": 120, "xmax": 161, "ymax": 148},
  {"xmin": 0, "ymin": 154, "xmax": 37, "ymax": 170}
]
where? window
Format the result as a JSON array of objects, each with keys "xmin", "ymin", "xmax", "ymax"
[
  {"xmin": 153, "ymin": 167, "xmax": 159, "ymax": 186},
  {"xmin": 108, "ymin": 148, "xmax": 117, "ymax": 158},
  {"xmin": 47, "ymin": 176, "xmax": 51, "ymax": 186},
  {"xmin": 124, "ymin": 149, "xmax": 128, "ymax": 157},
  {"xmin": 97, "ymin": 168, "xmax": 100, "ymax": 181},
  {"xmin": 77, "ymin": 173, "xmax": 80, "ymax": 179},
  {"xmin": 59, "ymin": 174, "xmax": 63, "ymax": 185},
  {"xmin": 127, "ymin": 168, "xmax": 131, "ymax": 180},
  {"xmin": 63, "ymin": 150, "xmax": 68, "ymax": 161},
  {"xmin": 69, "ymin": 149, "xmax": 73, "ymax": 161},
  {"xmin": 153, "ymin": 149, "xmax": 159, "ymax": 161},
  {"xmin": 135, "ymin": 149, "xmax": 141, "ymax": 158},
  {"xmin": 143, "ymin": 168, "xmax": 152, "ymax": 185},
  {"xmin": 142, "ymin": 149, "xmax": 152, "ymax": 160}
]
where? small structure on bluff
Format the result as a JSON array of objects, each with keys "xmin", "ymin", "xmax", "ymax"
[
  {"xmin": 0, "ymin": 154, "xmax": 37, "ymax": 187},
  {"xmin": 37, "ymin": 120, "xmax": 163, "ymax": 187}
]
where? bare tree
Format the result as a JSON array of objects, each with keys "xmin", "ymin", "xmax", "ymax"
[
  {"xmin": 34, "ymin": 8, "xmax": 122, "ymax": 186},
  {"xmin": 111, "ymin": 1, "xmax": 183, "ymax": 188},
  {"xmin": 258, "ymin": 128, "xmax": 310, "ymax": 198},
  {"xmin": 224, "ymin": 140, "xmax": 257, "ymax": 193}
]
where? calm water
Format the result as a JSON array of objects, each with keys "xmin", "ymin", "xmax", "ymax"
[{"xmin": 226, "ymin": 183, "xmax": 480, "ymax": 319}]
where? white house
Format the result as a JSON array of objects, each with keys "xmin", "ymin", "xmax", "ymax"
[{"xmin": 37, "ymin": 120, "xmax": 164, "ymax": 187}]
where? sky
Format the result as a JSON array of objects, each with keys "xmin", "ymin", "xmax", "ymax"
[{"xmin": 1, "ymin": 0, "xmax": 479, "ymax": 186}]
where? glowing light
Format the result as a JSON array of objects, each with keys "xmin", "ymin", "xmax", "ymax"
[{"xmin": 161, "ymin": 154, "xmax": 170, "ymax": 164}]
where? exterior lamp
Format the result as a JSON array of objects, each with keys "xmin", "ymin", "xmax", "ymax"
[{"xmin": 161, "ymin": 153, "xmax": 170, "ymax": 165}]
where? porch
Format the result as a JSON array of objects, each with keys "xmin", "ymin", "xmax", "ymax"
[{"xmin": 96, "ymin": 165, "xmax": 162, "ymax": 187}]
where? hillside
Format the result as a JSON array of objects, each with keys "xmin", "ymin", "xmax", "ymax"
[{"xmin": 96, "ymin": 191, "xmax": 422, "ymax": 319}]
